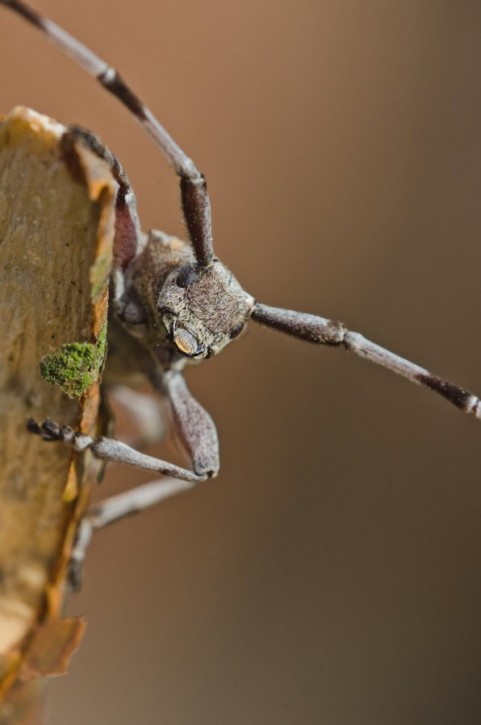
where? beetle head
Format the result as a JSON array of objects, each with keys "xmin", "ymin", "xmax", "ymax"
[
  {"xmin": 119, "ymin": 233, "xmax": 255, "ymax": 363},
  {"xmin": 158, "ymin": 257, "xmax": 255, "ymax": 360}
]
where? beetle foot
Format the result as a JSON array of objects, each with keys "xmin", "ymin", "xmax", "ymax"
[{"xmin": 27, "ymin": 417, "xmax": 75, "ymax": 444}]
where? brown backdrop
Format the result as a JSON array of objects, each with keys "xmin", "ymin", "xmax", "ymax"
[{"xmin": 2, "ymin": 1, "xmax": 481, "ymax": 723}]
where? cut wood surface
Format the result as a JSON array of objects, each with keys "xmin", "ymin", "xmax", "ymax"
[{"xmin": 0, "ymin": 107, "xmax": 116, "ymax": 722}]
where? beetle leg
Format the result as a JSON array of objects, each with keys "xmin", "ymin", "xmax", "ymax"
[
  {"xmin": 68, "ymin": 476, "xmax": 193, "ymax": 589},
  {"xmin": 155, "ymin": 370, "xmax": 220, "ymax": 478},
  {"xmin": 27, "ymin": 417, "xmax": 213, "ymax": 483}
]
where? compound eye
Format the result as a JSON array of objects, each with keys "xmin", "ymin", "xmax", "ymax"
[
  {"xmin": 176, "ymin": 263, "xmax": 197, "ymax": 288},
  {"xmin": 173, "ymin": 325, "xmax": 203, "ymax": 357}
]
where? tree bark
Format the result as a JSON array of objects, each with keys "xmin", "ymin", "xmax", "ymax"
[{"xmin": 0, "ymin": 107, "xmax": 115, "ymax": 723}]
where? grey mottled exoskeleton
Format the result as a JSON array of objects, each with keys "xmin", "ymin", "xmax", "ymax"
[{"xmin": 2, "ymin": 0, "xmax": 481, "ymax": 582}]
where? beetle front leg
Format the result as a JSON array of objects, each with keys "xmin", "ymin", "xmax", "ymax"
[
  {"xmin": 30, "ymin": 397, "xmax": 216, "ymax": 588},
  {"xmin": 29, "ymin": 371, "xmax": 220, "ymax": 586},
  {"xmin": 27, "ymin": 408, "xmax": 216, "ymax": 484},
  {"xmin": 28, "ymin": 372, "xmax": 219, "ymax": 500},
  {"xmin": 159, "ymin": 370, "xmax": 220, "ymax": 478}
]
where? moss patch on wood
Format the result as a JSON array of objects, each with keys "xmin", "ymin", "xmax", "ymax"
[{"xmin": 40, "ymin": 322, "xmax": 107, "ymax": 399}]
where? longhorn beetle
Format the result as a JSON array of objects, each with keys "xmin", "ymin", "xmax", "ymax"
[{"xmin": 2, "ymin": 0, "xmax": 481, "ymax": 575}]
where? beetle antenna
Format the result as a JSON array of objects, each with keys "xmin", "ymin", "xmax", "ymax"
[
  {"xmin": 0, "ymin": 0, "xmax": 215, "ymax": 267},
  {"xmin": 252, "ymin": 302, "xmax": 481, "ymax": 421}
]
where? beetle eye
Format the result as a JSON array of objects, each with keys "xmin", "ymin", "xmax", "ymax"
[
  {"xmin": 173, "ymin": 326, "xmax": 203, "ymax": 357},
  {"xmin": 176, "ymin": 264, "xmax": 197, "ymax": 288}
]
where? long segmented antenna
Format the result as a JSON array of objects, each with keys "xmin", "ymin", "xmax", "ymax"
[
  {"xmin": 251, "ymin": 303, "xmax": 481, "ymax": 421},
  {"xmin": 0, "ymin": 0, "xmax": 214, "ymax": 267}
]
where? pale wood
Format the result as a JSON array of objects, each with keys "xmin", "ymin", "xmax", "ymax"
[{"xmin": 0, "ymin": 107, "xmax": 116, "ymax": 720}]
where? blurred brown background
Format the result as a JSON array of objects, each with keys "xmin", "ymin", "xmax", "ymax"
[{"xmin": 2, "ymin": 1, "xmax": 481, "ymax": 723}]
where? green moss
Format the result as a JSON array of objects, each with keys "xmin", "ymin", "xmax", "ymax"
[{"xmin": 40, "ymin": 321, "xmax": 107, "ymax": 399}]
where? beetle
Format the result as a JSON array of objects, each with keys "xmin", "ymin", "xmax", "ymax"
[{"xmin": 2, "ymin": 0, "xmax": 481, "ymax": 572}]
